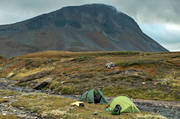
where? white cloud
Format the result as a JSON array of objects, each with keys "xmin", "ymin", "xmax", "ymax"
[
  {"xmin": 165, "ymin": 24, "xmax": 180, "ymax": 31},
  {"xmin": 139, "ymin": 23, "xmax": 180, "ymax": 51},
  {"xmin": 163, "ymin": 42, "xmax": 180, "ymax": 51}
]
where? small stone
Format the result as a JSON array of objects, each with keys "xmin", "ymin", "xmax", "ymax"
[
  {"xmin": 2, "ymin": 112, "xmax": 6, "ymax": 115},
  {"xmin": 142, "ymin": 82, "xmax": 146, "ymax": 85},
  {"xmin": 17, "ymin": 114, "xmax": 26, "ymax": 118},
  {"xmin": 93, "ymin": 112, "xmax": 98, "ymax": 115},
  {"xmin": 6, "ymin": 72, "xmax": 15, "ymax": 78},
  {"xmin": 61, "ymin": 81, "xmax": 65, "ymax": 84},
  {"xmin": 3, "ymin": 96, "xmax": 9, "ymax": 99}
]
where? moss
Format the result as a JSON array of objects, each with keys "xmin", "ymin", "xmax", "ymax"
[
  {"xmin": 0, "ymin": 114, "xmax": 18, "ymax": 119},
  {"xmin": 0, "ymin": 90, "xmax": 21, "ymax": 97}
]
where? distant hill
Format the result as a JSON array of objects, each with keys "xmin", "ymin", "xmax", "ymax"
[{"xmin": 0, "ymin": 4, "xmax": 168, "ymax": 57}]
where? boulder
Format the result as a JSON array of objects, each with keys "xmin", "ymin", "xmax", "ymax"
[
  {"xmin": 6, "ymin": 72, "xmax": 15, "ymax": 78},
  {"xmin": 105, "ymin": 62, "xmax": 116, "ymax": 69},
  {"xmin": 33, "ymin": 77, "xmax": 53, "ymax": 90}
]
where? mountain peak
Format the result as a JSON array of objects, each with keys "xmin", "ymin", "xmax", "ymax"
[
  {"xmin": 57, "ymin": 3, "xmax": 120, "ymax": 18},
  {"xmin": 0, "ymin": 4, "xmax": 168, "ymax": 57},
  {"xmin": 61, "ymin": 3, "xmax": 117, "ymax": 11}
]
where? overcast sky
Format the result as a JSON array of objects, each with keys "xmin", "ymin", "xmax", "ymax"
[{"xmin": 0, "ymin": 0, "xmax": 180, "ymax": 51}]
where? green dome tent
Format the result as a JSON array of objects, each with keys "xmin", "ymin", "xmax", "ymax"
[
  {"xmin": 80, "ymin": 89, "xmax": 107, "ymax": 104},
  {"xmin": 108, "ymin": 96, "xmax": 140, "ymax": 113}
]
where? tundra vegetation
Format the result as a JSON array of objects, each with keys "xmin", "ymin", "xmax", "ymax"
[
  {"xmin": 1, "ymin": 51, "xmax": 179, "ymax": 100},
  {"xmin": 0, "ymin": 89, "xmax": 166, "ymax": 119},
  {"xmin": 0, "ymin": 51, "xmax": 179, "ymax": 118}
]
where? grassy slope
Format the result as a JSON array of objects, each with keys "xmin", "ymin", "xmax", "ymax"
[
  {"xmin": 0, "ymin": 89, "xmax": 166, "ymax": 119},
  {"xmin": 0, "ymin": 51, "xmax": 180, "ymax": 101}
]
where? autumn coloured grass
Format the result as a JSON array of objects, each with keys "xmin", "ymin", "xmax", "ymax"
[{"xmin": 0, "ymin": 51, "xmax": 180, "ymax": 101}]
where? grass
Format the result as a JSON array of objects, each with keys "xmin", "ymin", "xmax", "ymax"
[
  {"xmin": 116, "ymin": 60, "xmax": 162, "ymax": 67},
  {"xmin": 0, "ymin": 97, "xmax": 8, "ymax": 103},
  {"xmin": 18, "ymin": 51, "xmax": 141, "ymax": 58},
  {"xmin": 12, "ymin": 93, "xmax": 74, "ymax": 114},
  {"xmin": 0, "ymin": 114, "xmax": 17, "ymax": 119},
  {"xmin": 11, "ymin": 67, "xmax": 54, "ymax": 80},
  {"xmin": 102, "ymin": 86, "xmax": 178, "ymax": 101},
  {"xmin": 0, "ymin": 90, "xmax": 21, "ymax": 97},
  {"xmin": 0, "ymin": 51, "xmax": 180, "ymax": 101},
  {"xmin": 10, "ymin": 92, "xmax": 166, "ymax": 119},
  {"xmin": 70, "ymin": 56, "xmax": 94, "ymax": 62}
]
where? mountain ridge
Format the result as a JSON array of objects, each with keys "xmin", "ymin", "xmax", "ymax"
[{"xmin": 0, "ymin": 4, "xmax": 168, "ymax": 57}]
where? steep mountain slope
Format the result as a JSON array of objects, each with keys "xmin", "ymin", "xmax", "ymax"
[{"xmin": 0, "ymin": 4, "xmax": 168, "ymax": 57}]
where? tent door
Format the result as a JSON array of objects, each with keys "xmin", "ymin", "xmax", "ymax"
[{"xmin": 94, "ymin": 90, "xmax": 102, "ymax": 104}]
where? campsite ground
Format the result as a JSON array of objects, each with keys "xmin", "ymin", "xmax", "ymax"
[
  {"xmin": 0, "ymin": 80, "xmax": 169, "ymax": 119},
  {"xmin": 0, "ymin": 51, "xmax": 180, "ymax": 118}
]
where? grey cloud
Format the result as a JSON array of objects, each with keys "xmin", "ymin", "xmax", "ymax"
[
  {"xmin": 110, "ymin": 0, "xmax": 180, "ymax": 24},
  {"xmin": 0, "ymin": 0, "xmax": 180, "ymax": 24},
  {"xmin": 0, "ymin": 0, "xmax": 179, "ymax": 51}
]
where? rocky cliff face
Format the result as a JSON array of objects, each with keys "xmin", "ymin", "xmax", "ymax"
[{"xmin": 0, "ymin": 4, "xmax": 168, "ymax": 57}]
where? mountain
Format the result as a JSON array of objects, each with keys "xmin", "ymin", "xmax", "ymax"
[{"xmin": 0, "ymin": 4, "xmax": 168, "ymax": 57}]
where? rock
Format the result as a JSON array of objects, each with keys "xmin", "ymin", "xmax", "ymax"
[
  {"xmin": 2, "ymin": 112, "xmax": 7, "ymax": 115},
  {"xmin": 34, "ymin": 78, "xmax": 54, "ymax": 90},
  {"xmin": 6, "ymin": 72, "xmax": 15, "ymax": 78},
  {"xmin": 71, "ymin": 101, "xmax": 84, "ymax": 107},
  {"xmin": 3, "ymin": 96, "xmax": 9, "ymax": 99},
  {"xmin": 142, "ymin": 82, "xmax": 146, "ymax": 85},
  {"xmin": 146, "ymin": 77, "xmax": 153, "ymax": 81},
  {"xmin": 20, "ymin": 71, "xmax": 52, "ymax": 82},
  {"xmin": 165, "ymin": 106, "xmax": 169, "ymax": 108},
  {"xmin": 107, "ymin": 70, "xmax": 123, "ymax": 75},
  {"xmin": 105, "ymin": 62, "xmax": 116, "ymax": 69},
  {"xmin": 61, "ymin": 81, "xmax": 65, "ymax": 84},
  {"xmin": 34, "ymin": 81, "xmax": 49, "ymax": 90},
  {"xmin": 93, "ymin": 112, "xmax": 98, "ymax": 115},
  {"xmin": 17, "ymin": 114, "xmax": 26, "ymax": 118}
]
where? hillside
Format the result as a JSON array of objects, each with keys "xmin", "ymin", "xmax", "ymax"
[
  {"xmin": 0, "ymin": 51, "xmax": 179, "ymax": 101},
  {"xmin": 0, "ymin": 4, "xmax": 168, "ymax": 57},
  {"xmin": 0, "ymin": 51, "xmax": 180, "ymax": 118}
]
